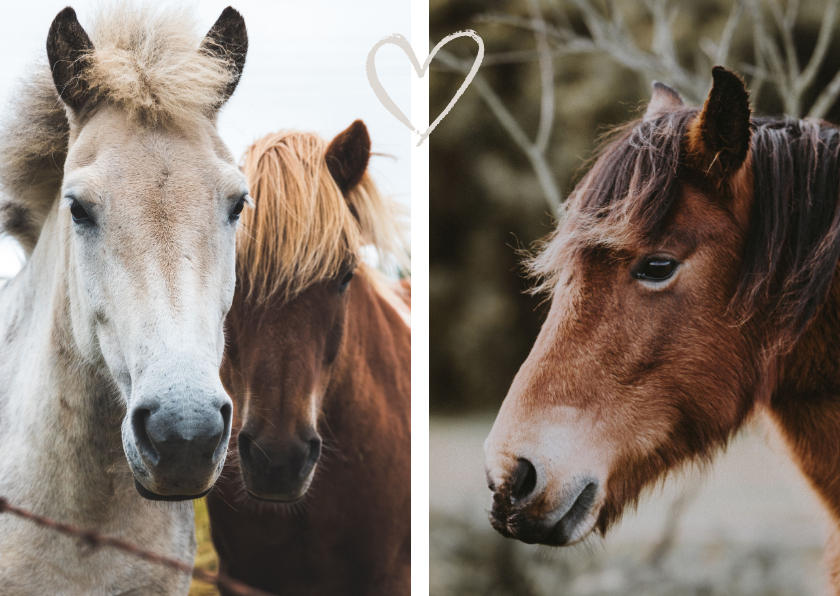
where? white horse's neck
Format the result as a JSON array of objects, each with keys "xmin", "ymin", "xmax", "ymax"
[
  {"xmin": 1, "ymin": 203, "xmax": 120, "ymax": 509},
  {"xmin": 0, "ymin": 203, "xmax": 193, "ymax": 594}
]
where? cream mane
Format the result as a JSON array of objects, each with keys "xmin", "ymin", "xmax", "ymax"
[
  {"xmin": 0, "ymin": 3, "xmax": 239, "ymax": 253},
  {"xmin": 238, "ymin": 129, "xmax": 410, "ymax": 303}
]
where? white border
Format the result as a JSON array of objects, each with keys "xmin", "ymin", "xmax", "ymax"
[{"xmin": 410, "ymin": 0, "xmax": 430, "ymax": 592}]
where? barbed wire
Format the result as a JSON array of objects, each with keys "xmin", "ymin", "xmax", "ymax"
[{"xmin": 0, "ymin": 496, "xmax": 275, "ymax": 596}]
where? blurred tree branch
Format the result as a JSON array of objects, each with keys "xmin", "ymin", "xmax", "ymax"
[
  {"xmin": 436, "ymin": 0, "xmax": 563, "ymax": 212},
  {"xmin": 530, "ymin": 0, "xmax": 556, "ymax": 154},
  {"xmin": 447, "ymin": 0, "xmax": 840, "ymax": 212},
  {"xmin": 479, "ymin": 0, "xmax": 840, "ymax": 115}
]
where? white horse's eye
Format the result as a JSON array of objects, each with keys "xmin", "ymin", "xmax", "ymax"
[
  {"xmin": 229, "ymin": 196, "xmax": 247, "ymax": 221},
  {"xmin": 69, "ymin": 199, "xmax": 93, "ymax": 224}
]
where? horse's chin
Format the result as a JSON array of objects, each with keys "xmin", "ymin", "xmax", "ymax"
[
  {"xmin": 536, "ymin": 496, "xmax": 602, "ymax": 546},
  {"xmin": 244, "ymin": 488, "xmax": 307, "ymax": 503},
  {"xmin": 241, "ymin": 475, "xmax": 313, "ymax": 503},
  {"xmin": 556, "ymin": 510, "xmax": 599, "ymax": 546},
  {"xmin": 239, "ymin": 464, "xmax": 316, "ymax": 503},
  {"xmin": 133, "ymin": 478, "xmax": 212, "ymax": 502}
]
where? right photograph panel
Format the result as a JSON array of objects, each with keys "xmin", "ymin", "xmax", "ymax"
[{"xmin": 430, "ymin": 1, "xmax": 840, "ymax": 594}]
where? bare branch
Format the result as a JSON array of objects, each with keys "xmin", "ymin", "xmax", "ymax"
[
  {"xmin": 482, "ymin": 50, "xmax": 543, "ymax": 66},
  {"xmin": 479, "ymin": 2, "xmax": 708, "ymax": 103},
  {"xmin": 747, "ymin": 2, "xmax": 768, "ymax": 104},
  {"xmin": 474, "ymin": 12, "xmax": 533, "ymax": 29},
  {"xmin": 768, "ymin": 0, "xmax": 800, "ymax": 84},
  {"xmin": 527, "ymin": 0, "xmax": 555, "ymax": 153},
  {"xmin": 749, "ymin": 0, "xmax": 795, "ymax": 113},
  {"xmin": 648, "ymin": 0, "xmax": 681, "ymax": 74},
  {"xmin": 797, "ymin": 0, "xmax": 840, "ymax": 94},
  {"xmin": 436, "ymin": 49, "xmax": 563, "ymax": 211},
  {"xmin": 548, "ymin": 1, "xmax": 574, "ymax": 30},
  {"xmin": 606, "ymin": 0, "xmax": 626, "ymax": 31},
  {"xmin": 570, "ymin": 0, "xmax": 609, "ymax": 43},
  {"xmin": 476, "ymin": 0, "xmax": 840, "ymax": 145},
  {"xmin": 808, "ymin": 67, "xmax": 840, "ymax": 118},
  {"xmin": 784, "ymin": 0, "xmax": 801, "ymax": 30},
  {"xmin": 714, "ymin": 0, "xmax": 745, "ymax": 67}
]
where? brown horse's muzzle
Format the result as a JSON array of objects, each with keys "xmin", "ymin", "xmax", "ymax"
[
  {"xmin": 237, "ymin": 429, "xmax": 322, "ymax": 501},
  {"xmin": 486, "ymin": 457, "xmax": 599, "ymax": 546}
]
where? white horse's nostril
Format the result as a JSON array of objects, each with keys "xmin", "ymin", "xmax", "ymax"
[{"xmin": 131, "ymin": 407, "xmax": 158, "ymax": 465}]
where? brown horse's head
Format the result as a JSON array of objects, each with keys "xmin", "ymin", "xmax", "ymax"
[
  {"xmin": 486, "ymin": 67, "xmax": 840, "ymax": 545},
  {"xmin": 223, "ymin": 121, "xmax": 408, "ymax": 502}
]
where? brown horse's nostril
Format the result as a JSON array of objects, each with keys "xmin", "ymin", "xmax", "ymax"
[
  {"xmin": 237, "ymin": 431, "xmax": 323, "ymax": 501},
  {"xmin": 302, "ymin": 437, "xmax": 322, "ymax": 478},
  {"xmin": 239, "ymin": 432, "xmax": 322, "ymax": 478},
  {"xmin": 510, "ymin": 458, "xmax": 537, "ymax": 501}
]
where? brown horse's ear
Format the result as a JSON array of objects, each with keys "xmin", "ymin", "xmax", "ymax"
[
  {"xmin": 685, "ymin": 66, "xmax": 751, "ymax": 178},
  {"xmin": 644, "ymin": 81, "xmax": 683, "ymax": 121},
  {"xmin": 325, "ymin": 120, "xmax": 371, "ymax": 195},
  {"xmin": 201, "ymin": 6, "xmax": 248, "ymax": 103},
  {"xmin": 46, "ymin": 7, "xmax": 95, "ymax": 112}
]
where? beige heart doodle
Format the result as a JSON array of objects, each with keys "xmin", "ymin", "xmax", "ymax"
[{"xmin": 367, "ymin": 30, "xmax": 484, "ymax": 147}]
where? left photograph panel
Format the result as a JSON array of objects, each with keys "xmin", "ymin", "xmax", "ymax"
[{"xmin": 0, "ymin": 2, "xmax": 411, "ymax": 595}]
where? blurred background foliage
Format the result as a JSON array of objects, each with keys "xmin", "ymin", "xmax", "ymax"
[
  {"xmin": 430, "ymin": 0, "xmax": 840, "ymax": 414},
  {"xmin": 189, "ymin": 499, "xmax": 219, "ymax": 596}
]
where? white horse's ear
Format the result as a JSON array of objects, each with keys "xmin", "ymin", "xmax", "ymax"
[
  {"xmin": 46, "ymin": 7, "xmax": 95, "ymax": 111},
  {"xmin": 200, "ymin": 7, "xmax": 248, "ymax": 103},
  {"xmin": 644, "ymin": 81, "xmax": 684, "ymax": 121}
]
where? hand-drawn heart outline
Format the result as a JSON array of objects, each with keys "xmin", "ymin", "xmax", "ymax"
[{"xmin": 366, "ymin": 30, "xmax": 484, "ymax": 147}]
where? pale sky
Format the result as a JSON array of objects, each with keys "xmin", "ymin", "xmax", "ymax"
[{"xmin": 0, "ymin": 0, "xmax": 411, "ymax": 277}]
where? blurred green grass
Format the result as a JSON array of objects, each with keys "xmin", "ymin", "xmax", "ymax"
[{"xmin": 189, "ymin": 498, "xmax": 220, "ymax": 596}]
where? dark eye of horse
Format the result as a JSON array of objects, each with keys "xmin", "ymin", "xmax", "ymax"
[
  {"xmin": 229, "ymin": 196, "xmax": 247, "ymax": 221},
  {"xmin": 338, "ymin": 269, "xmax": 354, "ymax": 292},
  {"xmin": 635, "ymin": 257, "xmax": 678, "ymax": 282},
  {"xmin": 69, "ymin": 200, "xmax": 92, "ymax": 224}
]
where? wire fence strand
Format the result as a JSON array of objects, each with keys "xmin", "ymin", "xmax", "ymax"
[{"xmin": 0, "ymin": 496, "xmax": 276, "ymax": 596}]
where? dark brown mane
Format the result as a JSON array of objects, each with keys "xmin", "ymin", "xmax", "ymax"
[
  {"xmin": 532, "ymin": 110, "xmax": 840, "ymax": 353},
  {"xmin": 576, "ymin": 109, "xmax": 697, "ymax": 236},
  {"xmin": 740, "ymin": 117, "xmax": 840, "ymax": 350}
]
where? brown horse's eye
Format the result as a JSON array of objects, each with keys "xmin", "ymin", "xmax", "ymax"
[
  {"xmin": 338, "ymin": 269, "xmax": 354, "ymax": 292},
  {"xmin": 635, "ymin": 257, "xmax": 678, "ymax": 282}
]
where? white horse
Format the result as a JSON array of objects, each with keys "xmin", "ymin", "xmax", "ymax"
[{"xmin": 0, "ymin": 4, "xmax": 249, "ymax": 594}]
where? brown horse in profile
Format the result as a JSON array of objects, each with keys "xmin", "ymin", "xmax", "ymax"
[
  {"xmin": 207, "ymin": 122, "xmax": 411, "ymax": 595},
  {"xmin": 485, "ymin": 66, "xmax": 840, "ymax": 589}
]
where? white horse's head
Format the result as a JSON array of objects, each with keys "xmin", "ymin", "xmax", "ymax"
[{"xmin": 48, "ymin": 5, "xmax": 249, "ymax": 500}]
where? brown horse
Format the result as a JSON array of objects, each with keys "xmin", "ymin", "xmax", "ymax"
[
  {"xmin": 207, "ymin": 122, "xmax": 411, "ymax": 595},
  {"xmin": 485, "ymin": 66, "xmax": 840, "ymax": 587}
]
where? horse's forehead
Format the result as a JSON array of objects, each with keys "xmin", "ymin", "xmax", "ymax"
[
  {"xmin": 566, "ymin": 182, "xmax": 737, "ymax": 260},
  {"xmin": 67, "ymin": 111, "xmax": 239, "ymax": 213},
  {"xmin": 71, "ymin": 107, "xmax": 229, "ymax": 172}
]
